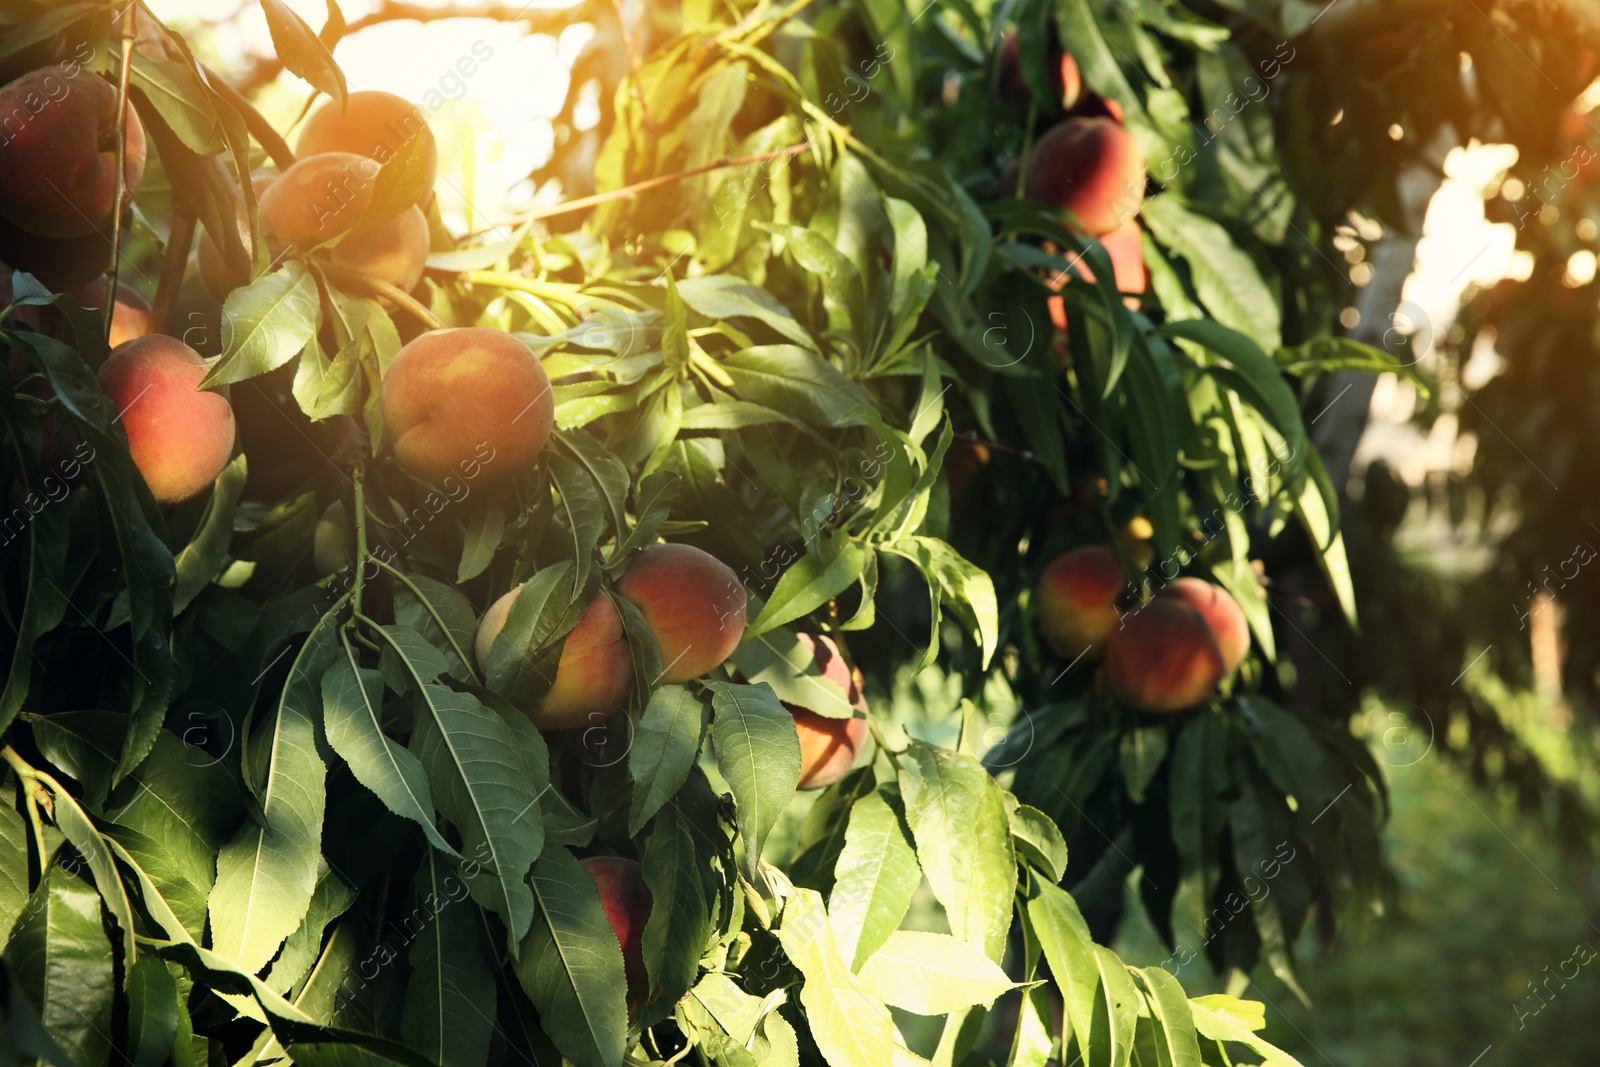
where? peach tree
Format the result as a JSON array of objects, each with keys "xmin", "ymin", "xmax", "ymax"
[{"xmin": 0, "ymin": 0, "xmax": 1398, "ymax": 1066}]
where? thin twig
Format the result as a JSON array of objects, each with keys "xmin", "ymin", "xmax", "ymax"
[
  {"xmin": 106, "ymin": 3, "xmax": 138, "ymax": 334},
  {"xmin": 482, "ymin": 144, "xmax": 810, "ymax": 232},
  {"xmin": 320, "ymin": 261, "xmax": 446, "ymax": 329}
]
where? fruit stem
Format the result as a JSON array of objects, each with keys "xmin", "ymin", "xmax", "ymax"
[
  {"xmin": 151, "ymin": 208, "xmax": 196, "ymax": 336},
  {"xmin": 106, "ymin": 2, "xmax": 138, "ymax": 331},
  {"xmin": 482, "ymin": 144, "xmax": 810, "ymax": 230},
  {"xmin": 321, "ymin": 263, "xmax": 446, "ymax": 330},
  {"xmin": 203, "ymin": 66, "xmax": 297, "ymax": 172}
]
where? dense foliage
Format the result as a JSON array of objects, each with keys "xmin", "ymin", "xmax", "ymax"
[{"xmin": 0, "ymin": 0, "xmax": 1480, "ymax": 1065}]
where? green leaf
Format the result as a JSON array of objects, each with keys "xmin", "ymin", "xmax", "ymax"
[
  {"xmin": 323, "ymin": 640, "xmax": 455, "ymax": 854},
  {"xmin": 1007, "ymin": 802, "xmax": 1069, "ymax": 883},
  {"xmin": 104, "ymin": 729, "xmax": 244, "ymax": 939},
  {"xmin": 627, "ymin": 685, "xmax": 709, "ymax": 835},
  {"xmin": 720, "ymin": 345, "xmax": 873, "ymax": 429},
  {"xmin": 728, "ymin": 628, "xmax": 860, "ymax": 719},
  {"xmin": 1137, "ymin": 968, "xmax": 1203, "ymax": 1067},
  {"xmin": 706, "ymin": 682, "xmax": 802, "ymax": 879},
  {"xmin": 0, "ymin": 799, "xmax": 28, "ymax": 943},
  {"xmin": 392, "ymin": 572, "xmax": 478, "ymax": 684},
  {"xmin": 352, "ymin": 126, "xmax": 432, "ymax": 235},
  {"xmin": 516, "ymin": 847, "xmax": 629, "ymax": 1067},
  {"xmin": 776, "ymin": 886, "xmax": 896, "ymax": 1066},
  {"xmin": 897, "ymin": 745, "xmax": 1015, "ymax": 960},
  {"xmin": 173, "ymin": 453, "xmax": 247, "ymax": 613},
  {"xmin": 1093, "ymin": 945, "xmax": 1141, "ymax": 1067},
  {"xmin": 1294, "ymin": 455, "xmax": 1358, "ymax": 628},
  {"xmin": 1188, "ymin": 996, "xmax": 1301, "ymax": 1066},
  {"xmin": 204, "ymin": 261, "xmax": 322, "ymax": 387},
  {"xmin": 408, "ymin": 678, "xmax": 546, "ymax": 957},
  {"xmin": 641, "ymin": 800, "xmax": 718, "ymax": 1007},
  {"xmin": 1024, "ymin": 876, "xmax": 1101, "ymax": 1057},
  {"xmin": 883, "ymin": 536, "xmax": 999, "ymax": 669},
  {"xmin": 1141, "ymin": 197, "xmax": 1281, "ymax": 353},
  {"xmin": 403, "ymin": 850, "xmax": 496, "ymax": 1067},
  {"xmin": 5, "ymin": 870, "xmax": 115, "ymax": 1067},
  {"xmin": 262, "ymin": 0, "xmax": 347, "ymax": 104},
  {"xmin": 675, "ymin": 275, "xmax": 814, "ymax": 348},
  {"xmin": 484, "ymin": 562, "xmax": 585, "ymax": 709},
  {"xmin": 48, "ymin": 779, "xmax": 138, "ymax": 965},
  {"xmin": 1159, "ymin": 318, "xmax": 1306, "ymax": 479},
  {"xmin": 855, "ymin": 931, "xmax": 1014, "ymax": 1016},
  {"xmin": 264, "ymin": 861, "xmax": 356, "ymax": 995},
  {"xmin": 828, "ymin": 788, "xmax": 919, "ymax": 971},
  {"xmin": 208, "ymin": 619, "xmax": 336, "ymax": 972},
  {"xmin": 746, "ymin": 534, "xmax": 868, "ymax": 638},
  {"xmin": 131, "ymin": 55, "xmax": 222, "ymax": 155},
  {"xmin": 126, "ymin": 955, "xmax": 180, "ymax": 1067}
]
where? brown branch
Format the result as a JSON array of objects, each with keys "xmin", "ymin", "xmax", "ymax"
[
  {"xmin": 227, "ymin": 0, "xmax": 601, "ymax": 95},
  {"xmin": 203, "ymin": 65, "xmax": 297, "ymax": 171},
  {"xmin": 151, "ymin": 209, "xmax": 196, "ymax": 336},
  {"xmin": 479, "ymin": 143, "xmax": 810, "ymax": 234},
  {"xmin": 107, "ymin": 4, "xmax": 137, "ymax": 332}
]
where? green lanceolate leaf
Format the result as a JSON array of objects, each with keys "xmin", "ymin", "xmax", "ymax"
[
  {"xmin": 105, "ymin": 729, "xmax": 244, "ymax": 940},
  {"xmin": 209, "ymin": 619, "xmax": 336, "ymax": 973},
  {"xmin": 5, "ymin": 869, "xmax": 115, "ymax": 1067},
  {"xmin": 1006, "ymin": 801, "xmax": 1069, "ymax": 883},
  {"xmin": 897, "ymin": 745, "xmax": 1015, "ymax": 961},
  {"xmin": 0, "ymin": 798, "xmax": 28, "ymax": 943},
  {"xmin": 516, "ymin": 846, "xmax": 629, "ymax": 1067},
  {"xmin": 727, "ymin": 628, "xmax": 859, "ymax": 719},
  {"xmin": 855, "ymin": 930, "xmax": 1014, "ymax": 1016},
  {"xmin": 203, "ymin": 261, "xmax": 322, "ymax": 387},
  {"xmin": 1141, "ymin": 197, "xmax": 1281, "ymax": 353},
  {"xmin": 1137, "ymin": 967, "xmax": 1203, "ymax": 1067},
  {"xmin": 402, "ymin": 850, "xmax": 496, "ymax": 1067},
  {"xmin": 261, "ymin": 0, "xmax": 346, "ymax": 103},
  {"xmin": 828, "ymin": 788, "xmax": 920, "ymax": 971},
  {"xmin": 776, "ymin": 885, "xmax": 895, "ymax": 1066},
  {"xmin": 407, "ymin": 676, "xmax": 546, "ymax": 956},
  {"xmin": 173, "ymin": 453, "xmax": 247, "ymax": 613},
  {"xmin": 746, "ymin": 534, "xmax": 869, "ymax": 638},
  {"xmin": 628, "ymin": 684, "xmax": 709, "ymax": 835},
  {"xmin": 126, "ymin": 955, "xmax": 180, "ymax": 1067},
  {"xmin": 323, "ymin": 638, "xmax": 455, "ymax": 854},
  {"xmin": 265, "ymin": 860, "xmax": 356, "ymax": 995},
  {"xmin": 640, "ymin": 800, "xmax": 719, "ymax": 1007},
  {"xmin": 706, "ymin": 681, "xmax": 801, "ymax": 880},
  {"xmin": 1024, "ymin": 874, "xmax": 1101, "ymax": 1059},
  {"xmin": 719, "ymin": 345, "xmax": 873, "ymax": 429}
]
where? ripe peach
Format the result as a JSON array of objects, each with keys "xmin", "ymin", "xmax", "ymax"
[
  {"xmin": 1025, "ymin": 118, "xmax": 1146, "ymax": 235},
  {"xmin": 198, "ymin": 174, "xmax": 274, "ymax": 303},
  {"xmin": 578, "ymin": 856, "xmax": 651, "ymax": 1013},
  {"xmin": 259, "ymin": 153, "xmax": 428, "ymax": 290},
  {"xmin": 379, "ymin": 327, "xmax": 553, "ymax": 488},
  {"xmin": 1035, "ymin": 545, "xmax": 1125, "ymax": 661},
  {"xmin": 1156, "ymin": 577, "xmax": 1249, "ymax": 675},
  {"xmin": 296, "ymin": 91, "xmax": 437, "ymax": 201},
  {"xmin": 615, "ymin": 544, "xmax": 746, "ymax": 683},
  {"xmin": 1105, "ymin": 598, "xmax": 1225, "ymax": 713},
  {"xmin": 1047, "ymin": 219, "xmax": 1147, "ymax": 332},
  {"xmin": 993, "ymin": 27, "xmax": 1082, "ymax": 110},
  {"xmin": 97, "ymin": 335, "xmax": 235, "ymax": 505},
  {"xmin": 0, "ymin": 69, "xmax": 146, "ymax": 238},
  {"xmin": 0, "ymin": 215, "xmax": 112, "ymax": 290},
  {"xmin": 785, "ymin": 634, "xmax": 870, "ymax": 790},
  {"xmin": 474, "ymin": 587, "xmax": 634, "ymax": 730}
]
